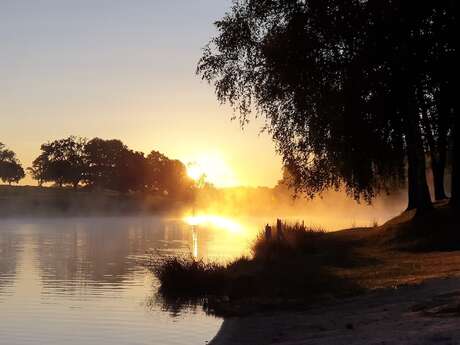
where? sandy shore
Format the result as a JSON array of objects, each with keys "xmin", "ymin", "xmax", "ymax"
[{"xmin": 209, "ymin": 277, "xmax": 460, "ymax": 345}]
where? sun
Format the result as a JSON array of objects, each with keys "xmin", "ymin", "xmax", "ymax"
[
  {"xmin": 187, "ymin": 163, "xmax": 205, "ymax": 181},
  {"xmin": 186, "ymin": 152, "xmax": 237, "ymax": 187}
]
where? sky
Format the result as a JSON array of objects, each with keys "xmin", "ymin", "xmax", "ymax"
[{"xmin": 0, "ymin": 0, "xmax": 282, "ymax": 187}]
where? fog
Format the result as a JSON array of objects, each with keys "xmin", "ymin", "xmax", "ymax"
[
  {"xmin": 192, "ymin": 185, "xmax": 408, "ymax": 231},
  {"xmin": 0, "ymin": 182, "xmax": 409, "ymax": 231}
]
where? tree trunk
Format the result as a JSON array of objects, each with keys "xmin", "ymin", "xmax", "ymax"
[
  {"xmin": 432, "ymin": 160, "xmax": 447, "ymax": 200},
  {"xmin": 405, "ymin": 86, "xmax": 432, "ymax": 212},
  {"xmin": 450, "ymin": 103, "xmax": 460, "ymax": 206},
  {"xmin": 418, "ymin": 86, "xmax": 448, "ymax": 201},
  {"xmin": 435, "ymin": 83, "xmax": 449, "ymax": 200},
  {"xmin": 393, "ymin": 27, "xmax": 432, "ymax": 212},
  {"xmin": 406, "ymin": 141, "xmax": 432, "ymax": 212},
  {"xmin": 406, "ymin": 149, "xmax": 417, "ymax": 210},
  {"xmin": 447, "ymin": 0, "xmax": 458, "ymax": 205}
]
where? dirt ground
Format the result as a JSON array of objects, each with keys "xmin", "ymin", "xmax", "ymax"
[
  {"xmin": 209, "ymin": 207, "xmax": 460, "ymax": 345},
  {"xmin": 210, "ymin": 276, "xmax": 460, "ymax": 345}
]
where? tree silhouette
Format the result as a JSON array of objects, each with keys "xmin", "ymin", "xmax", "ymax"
[
  {"xmin": 83, "ymin": 138, "xmax": 191, "ymax": 194},
  {"xmin": 84, "ymin": 138, "xmax": 131, "ymax": 191},
  {"xmin": 198, "ymin": 0, "xmax": 457, "ymax": 212},
  {"xmin": 29, "ymin": 136, "xmax": 87, "ymax": 188},
  {"xmin": 0, "ymin": 143, "xmax": 25, "ymax": 185},
  {"xmin": 117, "ymin": 149, "xmax": 147, "ymax": 193},
  {"xmin": 27, "ymin": 137, "xmax": 197, "ymax": 198},
  {"xmin": 145, "ymin": 151, "xmax": 170, "ymax": 193},
  {"xmin": 146, "ymin": 151, "xmax": 194, "ymax": 198},
  {"xmin": 162, "ymin": 159, "xmax": 194, "ymax": 198}
]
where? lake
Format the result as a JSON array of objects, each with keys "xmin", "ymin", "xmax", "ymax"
[{"xmin": 0, "ymin": 216, "xmax": 265, "ymax": 345}]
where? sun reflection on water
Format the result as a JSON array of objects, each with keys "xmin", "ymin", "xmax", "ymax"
[
  {"xmin": 191, "ymin": 229, "xmax": 198, "ymax": 259},
  {"xmin": 183, "ymin": 215, "xmax": 244, "ymax": 234}
]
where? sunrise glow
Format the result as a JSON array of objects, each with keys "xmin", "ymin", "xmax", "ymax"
[
  {"xmin": 184, "ymin": 214, "xmax": 243, "ymax": 234},
  {"xmin": 186, "ymin": 152, "xmax": 237, "ymax": 187}
]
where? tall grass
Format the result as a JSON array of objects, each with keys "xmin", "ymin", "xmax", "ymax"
[
  {"xmin": 250, "ymin": 221, "xmax": 354, "ymax": 266},
  {"xmin": 149, "ymin": 256, "xmax": 228, "ymax": 296}
]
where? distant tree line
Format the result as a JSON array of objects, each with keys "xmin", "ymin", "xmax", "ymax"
[
  {"xmin": 198, "ymin": 0, "xmax": 457, "ymax": 214},
  {"xmin": 1, "ymin": 137, "xmax": 194, "ymax": 198}
]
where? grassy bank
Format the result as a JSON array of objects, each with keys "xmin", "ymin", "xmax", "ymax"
[
  {"xmin": 150, "ymin": 203, "xmax": 460, "ymax": 316},
  {"xmin": 0, "ymin": 185, "xmax": 186, "ymax": 217}
]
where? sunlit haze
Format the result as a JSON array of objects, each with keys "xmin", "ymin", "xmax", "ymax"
[
  {"xmin": 0, "ymin": 0, "xmax": 281, "ymax": 187},
  {"xmin": 186, "ymin": 151, "xmax": 237, "ymax": 187},
  {"xmin": 184, "ymin": 214, "xmax": 244, "ymax": 234}
]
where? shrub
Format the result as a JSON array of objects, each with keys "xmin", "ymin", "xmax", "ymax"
[{"xmin": 149, "ymin": 256, "xmax": 227, "ymax": 296}]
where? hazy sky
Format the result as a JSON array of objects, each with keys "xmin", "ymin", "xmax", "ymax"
[{"xmin": 0, "ymin": 0, "xmax": 282, "ymax": 187}]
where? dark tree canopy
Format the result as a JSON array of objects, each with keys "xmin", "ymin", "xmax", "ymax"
[
  {"xmin": 0, "ymin": 143, "xmax": 25, "ymax": 185},
  {"xmin": 197, "ymin": 0, "xmax": 405, "ymax": 202},
  {"xmin": 197, "ymin": 0, "xmax": 457, "ymax": 210},
  {"xmin": 84, "ymin": 138, "xmax": 133, "ymax": 191},
  {"xmin": 28, "ymin": 137, "xmax": 195, "ymax": 198},
  {"xmin": 145, "ymin": 151, "xmax": 193, "ymax": 197},
  {"xmin": 29, "ymin": 136, "xmax": 87, "ymax": 188}
]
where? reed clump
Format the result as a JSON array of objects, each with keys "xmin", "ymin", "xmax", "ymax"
[{"xmin": 149, "ymin": 256, "xmax": 228, "ymax": 296}]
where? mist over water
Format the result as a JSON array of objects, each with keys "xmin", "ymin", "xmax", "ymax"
[
  {"xmin": 0, "ymin": 184, "xmax": 409, "ymax": 345},
  {"xmin": 193, "ymin": 186, "xmax": 407, "ymax": 230},
  {"xmin": 0, "ymin": 217, "xmax": 235, "ymax": 345}
]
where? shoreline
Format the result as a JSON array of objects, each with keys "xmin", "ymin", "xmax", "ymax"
[
  {"xmin": 209, "ymin": 276, "xmax": 460, "ymax": 345},
  {"xmin": 0, "ymin": 185, "xmax": 189, "ymax": 218}
]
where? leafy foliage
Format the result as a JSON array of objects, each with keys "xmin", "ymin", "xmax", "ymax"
[
  {"xmin": 197, "ymin": 0, "xmax": 456, "ymax": 209},
  {"xmin": 28, "ymin": 137, "xmax": 194, "ymax": 196},
  {"xmin": 0, "ymin": 143, "xmax": 25, "ymax": 185},
  {"xmin": 29, "ymin": 136, "xmax": 87, "ymax": 188}
]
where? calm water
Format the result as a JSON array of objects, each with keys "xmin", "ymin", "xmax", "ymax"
[{"xmin": 0, "ymin": 216, "xmax": 262, "ymax": 345}]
